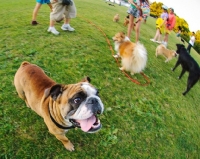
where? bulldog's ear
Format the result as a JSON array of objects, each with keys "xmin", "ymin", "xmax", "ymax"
[
  {"xmin": 49, "ymin": 84, "xmax": 62, "ymax": 101},
  {"xmin": 81, "ymin": 76, "xmax": 91, "ymax": 83}
]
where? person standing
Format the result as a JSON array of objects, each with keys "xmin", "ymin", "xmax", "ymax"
[
  {"xmin": 127, "ymin": 0, "xmax": 142, "ymax": 42},
  {"xmin": 141, "ymin": 0, "xmax": 150, "ymax": 23},
  {"xmin": 187, "ymin": 32, "xmax": 196, "ymax": 53},
  {"xmin": 162, "ymin": 8, "xmax": 176, "ymax": 47},
  {"xmin": 47, "ymin": 0, "xmax": 76, "ymax": 35},
  {"xmin": 176, "ymin": 26, "xmax": 182, "ymax": 38},
  {"xmin": 150, "ymin": 5, "xmax": 168, "ymax": 43},
  {"xmin": 32, "ymin": 0, "xmax": 52, "ymax": 25}
]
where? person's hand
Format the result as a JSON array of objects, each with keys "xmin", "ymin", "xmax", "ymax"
[
  {"xmin": 136, "ymin": 5, "xmax": 140, "ymax": 9},
  {"xmin": 128, "ymin": 0, "xmax": 133, "ymax": 3}
]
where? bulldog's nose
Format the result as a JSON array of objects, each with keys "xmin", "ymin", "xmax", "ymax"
[
  {"xmin": 87, "ymin": 97, "xmax": 103, "ymax": 114},
  {"xmin": 87, "ymin": 98, "xmax": 98, "ymax": 104}
]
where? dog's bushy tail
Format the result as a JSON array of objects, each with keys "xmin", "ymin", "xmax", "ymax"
[{"xmin": 131, "ymin": 42, "xmax": 147, "ymax": 73}]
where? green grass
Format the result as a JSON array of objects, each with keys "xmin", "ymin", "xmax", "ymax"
[{"xmin": 0, "ymin": 0, "xmax": 200, "ymax": 158}]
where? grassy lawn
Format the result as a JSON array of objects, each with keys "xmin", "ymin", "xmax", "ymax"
[{"xmin": 0, "ymin": 0, "xmax": 200, "ymax": 158}]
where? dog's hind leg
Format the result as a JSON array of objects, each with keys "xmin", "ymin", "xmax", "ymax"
[
  {"xmin": 182, "ymin": 75, "xmax": 199, "ymax": 95},
  {"xmin": 155, "ymin": 50, "xmax": 158, "ymax": 57},
  {"xmin": 119, "ymin": 67, "xmax": 125, "ymax": 71},
  {"xmin": 178, "ymin": 69, "xmax": 186, "ymax": 79},
  {"xmin": 165, "ymin": 58, "xmax": 170, "ymax": 63},
  {"xmin": 15, "ymin": 88, "xmax": 31, "ymax": 107}
]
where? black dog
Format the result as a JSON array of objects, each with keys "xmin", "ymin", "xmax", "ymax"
[{"xmin": 172, "ymin": 44, "xmax": 200, "ymax": 95}]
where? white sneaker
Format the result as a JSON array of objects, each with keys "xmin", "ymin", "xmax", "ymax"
[
  {"xmin": 156, "ymin": 41, "xmax": 162, "ymax": 44},
  {"xmin": 162, "ymin": 41, "xmax": 167, "ymax": 47},
  {"xmin": 61, "ymin": 24, "xmax": 75, "ymax": 31},
  {"xmin": 47, "ymin": 27, "xmax": 59, "ymax": 35},
  {"xmin": 150, "ymin": 39, "xmax": 156, "ymax": 42}
]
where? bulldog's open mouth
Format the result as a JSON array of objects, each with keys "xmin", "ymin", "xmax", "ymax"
[{"xmin": 70, "ymin": 115, "xmax": 101, "ymax": 133}]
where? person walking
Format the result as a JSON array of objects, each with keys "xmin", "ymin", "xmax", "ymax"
[
  {"xmin": 32, "ymin": 0, "xmax": 52, "ymax": 25},
  {"xmin": 47, "ymin": 0, "xmax": 76, "ymax": 35},
  {"xmin": 187, "ymin": 32, "xmax": 196, "ymax": 53},
  {"xmin": 162, "ymin": 8, "xmax": 176, "ymax": 47},
  {"xmin": 150, "ymin": 5, "xmax": 168, "ymax": 44}
]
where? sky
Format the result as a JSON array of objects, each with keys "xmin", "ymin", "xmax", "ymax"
[{"xmin": 154, "ymin": 0, "xmax": 200, "ymax": 32}]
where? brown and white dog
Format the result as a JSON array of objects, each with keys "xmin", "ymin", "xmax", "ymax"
[
  {"xmin": 112, "ymin": 32, "xmax": 147, "ymax": 75},
  {"xmin": 156, "ymin": 44, "xmax": 177, "ymax": 62},
  {"xmin": 14, "ymin": 61, "xmax": 104, "ymax": 151},
  {"xmin": 123, "ymin": 15, "xmax": 141, "ymax": 28},
  {"xmin": 123, "ymin": 15, "xmax": 129, "ymax": 26},
  {"xmin": 113, "ymin": 14, "xmax": 119, "ymax": 22}
]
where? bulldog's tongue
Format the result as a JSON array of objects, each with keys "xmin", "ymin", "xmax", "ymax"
[{"xmin": 76, "ymin": 115, "xmax": 96, "ymax": 132}]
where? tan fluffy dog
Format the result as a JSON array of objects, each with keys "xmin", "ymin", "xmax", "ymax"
[
  {"xmin": 156, "ymin": 44, "xmax": 177, "ymax": 62},
  {"xmin": 14, "ymin": 61, "xmax": 104, "ymax": 151},
  {"xmin": 113, "ymin": 14, "xmax": 119, "ymax": 22},
  {"xmin": 112, "ymin": 32, "xmax": 147, "ymax": 75},
  {"xmin": 123, "ymin": 15, "xmax": 129, "ymax": 26}
]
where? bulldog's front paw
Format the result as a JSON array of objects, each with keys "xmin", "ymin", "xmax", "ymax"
[{"xmin": 64, "ymin": 141, "xmax": 74, "ymax": 151}]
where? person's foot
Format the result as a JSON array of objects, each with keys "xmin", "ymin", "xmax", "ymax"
[
  {"xmin": 47, "ymin": 27, "xmax": 59, "ymax": 35},
  {"xmin": 150, "ymin": 39, "xmax": 156, "ymax": 42},
  {"xmin": 31, "ymin": 21, "xmax": 38, "ymax": 25},
  {"xmin": 156, "ymin": 41, "xmax": 162, "ymax": 44},
  {"xmin": 162, "ymin": 41, "xmax": 167, "ymax": 47},
  {"xmin": 61, "ymin": 24, "xmax": 75, "ymax": 31}
]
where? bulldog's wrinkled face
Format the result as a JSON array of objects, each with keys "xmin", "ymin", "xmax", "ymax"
[
  {"xmin": 67, "ymin": 82, "xmax": 104, "ymax": 133},
  {"xmin": 49, "ymin": 80, "xmax": 104, "ymax": 133}
]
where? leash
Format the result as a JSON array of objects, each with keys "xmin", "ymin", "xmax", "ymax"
[{"xmin": 79, "ymin": 16, "xmax": 150, "ymax": 86}]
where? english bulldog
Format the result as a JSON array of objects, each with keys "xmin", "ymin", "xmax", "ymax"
[{"xmin": 14, "ymin": 61, "xmax": 104, "ymax": 151}]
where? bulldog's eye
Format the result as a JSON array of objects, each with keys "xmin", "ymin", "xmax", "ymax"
[
  {"xmin": 96, "ymin": 90, "xmax": 99, "ymax": 96},
  {"xmin": 74, "ymin": 97, "xmax": 81, "ymax": 104}
]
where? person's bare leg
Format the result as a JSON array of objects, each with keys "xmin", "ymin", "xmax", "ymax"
[
  {"xmin": 64, "ymin": 18, "xmax": 70, "ymax": 24},
  {"xmin": 32, "ymin": 3, "xmax": 42, "ymax": 23},
  {"xmin": 135, "ymin": 20, "xmax": 141, "ymax": 42},
  {"xmin": 163, "ymin": 33, "xmax": 169, "ymax": 46},
  {"xmin": 164, "ymin": 33, "xmax": 169, "ymax": 42},
  {"xmin": 47, "ymin": 3, "xmax": 53, "ymax": 12},
  {"xmin": 153, "ymin": 29, "xmax": 160, "ymax": 41},
  {"xmin": 127, "ymin": 14, "xmax": 134, "ymax": 39},
  {"xmin": 50, "ymin": 20, "xmax": 55, "ymax": 27}
]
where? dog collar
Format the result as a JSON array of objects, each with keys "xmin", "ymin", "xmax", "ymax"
[{"xmin": 49, "ymin": 108, "xmax": 75, "ymax": 130}]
